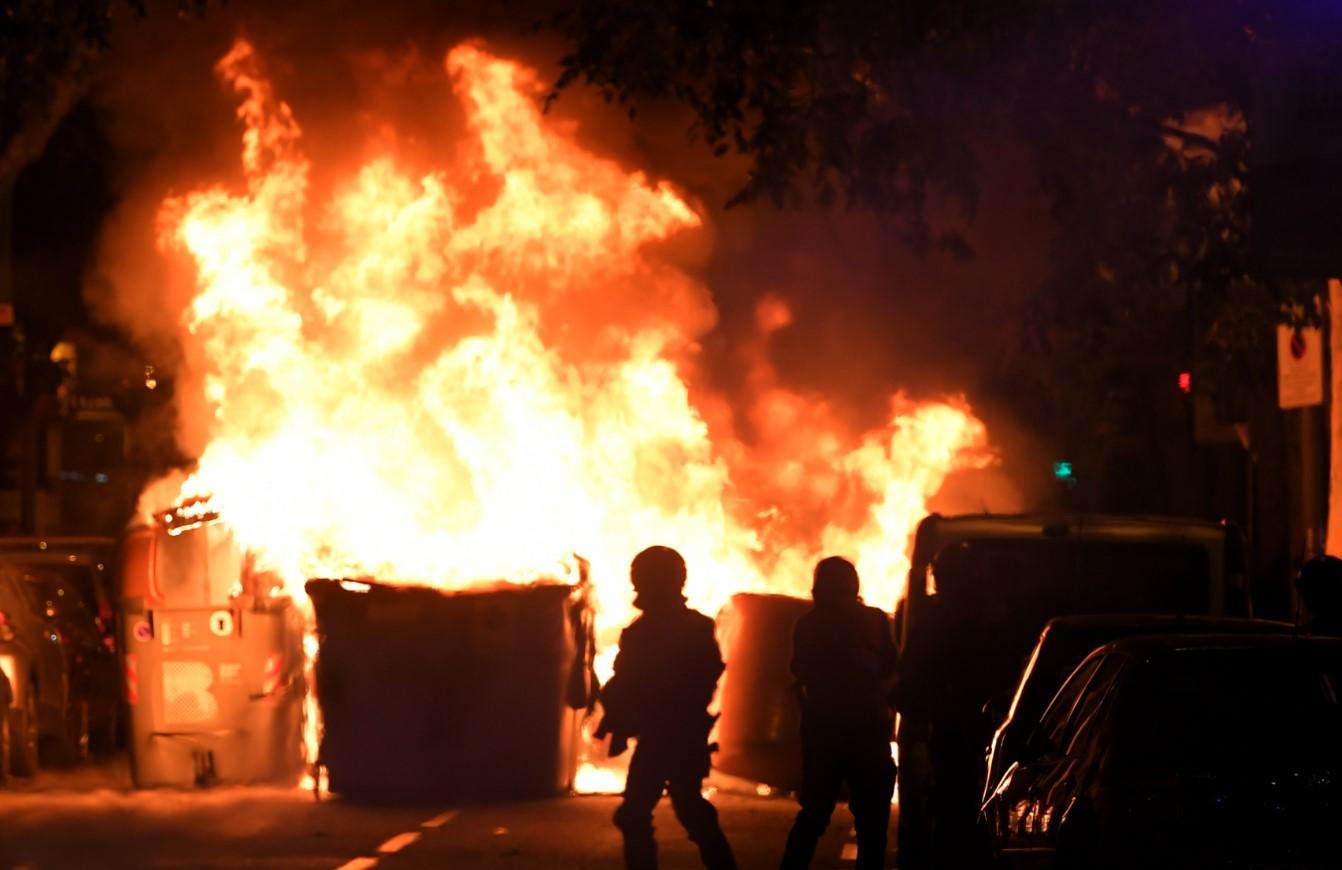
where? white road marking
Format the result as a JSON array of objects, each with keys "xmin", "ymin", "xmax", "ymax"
[
  {"xmin": 422, "ymin": 809, "xmax": 459, "ymax": 829},
  {"xmin": 334, "ymin": 858, "xmax": 378, "ymax": 870},
  {"xmin": 378, "ymin": 831, "xmax": 422, "ymax": 853}
]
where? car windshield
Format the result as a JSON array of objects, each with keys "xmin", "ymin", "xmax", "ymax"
[
  {"xmin": 1127, "ymin": 645, "xmax": 1342, "ymax": 773},
  {"xmin": 19, "ymin": 563, "xmax": 100, "ymax": 613}
]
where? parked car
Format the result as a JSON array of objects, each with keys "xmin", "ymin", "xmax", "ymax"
[
  {"xmin": 894, "ymin": 513, "xmax": 1252, "ymax": 866},
  {"xmin": 0, "ymin": 561, "xmax": 61, "ymax": 776},
  {"xmin": 984, "ymin": 614, "xmax": 1293, "ymax": 801},
  {"xmin": 21, "ymin": 567, "xmax": 121, "ymax": 762},
  {"xmin": 982, "ymin": 634, "xmax": 1342, "ymax": 868},
  {"xmin": 0, "ymin": 537, "xmax": 118, "ymax": 650}
]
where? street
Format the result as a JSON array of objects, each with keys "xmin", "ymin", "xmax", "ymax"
[
  {"xmin": 7, "ymin": 1, "xmax": 1340, "ymax": 868},
  {"xmin": 0, "ymin": 757, "xmax": 868, "ymax": 870}
]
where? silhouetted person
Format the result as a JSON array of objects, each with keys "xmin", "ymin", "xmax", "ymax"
[
  {"xmin": 780, "ymin": 557, "xmax": 897, "ymax": 870},
  {"xmin": 898, "ymin": 541, "xmax": 998, "ymax": 868},
  {"xmin": 597, "ymin": 546, "xmax": 737, "ymax": 870},
  {"xmin": 1298, "ymin": 555, "xmax": 1342, "ymax": 637}
]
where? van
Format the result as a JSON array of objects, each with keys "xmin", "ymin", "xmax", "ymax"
[{"xmin": 893, "ymin": 512, "xmax": 1251, "ymax": 867}]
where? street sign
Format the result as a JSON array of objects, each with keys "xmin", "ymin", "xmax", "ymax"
[{"xmin": 1278, "ymin": 324, "xmax": 1325, "ymax": 408}]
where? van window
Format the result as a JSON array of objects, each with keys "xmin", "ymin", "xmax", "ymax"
[
  {"xmin": 1073, "ymin": 541, "xmax": 1208, "ymax": 615},
  {"xmin": 936, "ymin": 537, "xmax": 1212, "ymax": 642}
]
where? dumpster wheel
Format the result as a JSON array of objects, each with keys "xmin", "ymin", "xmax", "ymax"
[{"xmin": 192, "ymin": 748, "xmax": 218, "ymax": 788}]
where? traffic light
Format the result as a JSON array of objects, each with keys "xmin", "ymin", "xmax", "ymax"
[{"xmin": 1053, "ymin": 460, "xmax": 1075, "ymax": 483}]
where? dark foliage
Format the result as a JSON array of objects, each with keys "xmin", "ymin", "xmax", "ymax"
[
  {"xmin": 0, "ymin": 0, "xmax": 209, "ymax": 179},
  {"xmin": 547, "ymin": 0, "xmax": 1336, "ymax": 440}
]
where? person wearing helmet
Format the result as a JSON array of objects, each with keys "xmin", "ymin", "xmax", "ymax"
[
  {"xmin": 896, "ymin": 539, "xmax": 997, "ymax": 869},
  {"xmin": 1297, "ymin": 555, "xmax": 1342, "ymax": 636},
  {"xmin": 780, "ymin": 556, "xmax": 898, "ymax": 870},
  {"xmin": 597, "ymin": 546, "xmax": 737, "ymax": 870}
]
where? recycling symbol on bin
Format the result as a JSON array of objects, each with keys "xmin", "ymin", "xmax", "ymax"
[{"xmin": 209, "ymin": 610, "xmax": 234, "ymax": 637}]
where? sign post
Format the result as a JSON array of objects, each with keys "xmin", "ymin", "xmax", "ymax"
[
  {"xmin": 1330, "ymin": 280, "xmax": 1342, "ymax": 558},
  {"xmin": 1278, "ymin": 324, "xmax": 1327, "ymax": 579}
]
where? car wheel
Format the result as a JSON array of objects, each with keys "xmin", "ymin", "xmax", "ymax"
[
  {"xmin": 48, "ymin": 698, "xmax": 90, "ymax": 767},
  {"xmin": 12, "ymin": 689, "xmax": 40, "ymax": 777}
]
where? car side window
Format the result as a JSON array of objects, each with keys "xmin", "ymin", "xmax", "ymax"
[{"xmin": 1037, "ymin": 655, "xmax": 1103, "ymax": 754}]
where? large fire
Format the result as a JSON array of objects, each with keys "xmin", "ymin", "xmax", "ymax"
[{"xmin": 148, "ymin": 39, "xmax": 992, "ymax": 694}]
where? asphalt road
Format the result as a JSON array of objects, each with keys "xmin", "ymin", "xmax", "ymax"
[{"xmin": 0, "ymin": 756, "xmax": 875, "ymax": 869}]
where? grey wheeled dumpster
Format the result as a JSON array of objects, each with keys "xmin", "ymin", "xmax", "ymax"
[
  {"xmin": 118, "ymin": 515, "xmax": 308, "ymax": 788},
  {"xmin": 714, "ymin": 592, "xmax": 809, "ymax": 789}
]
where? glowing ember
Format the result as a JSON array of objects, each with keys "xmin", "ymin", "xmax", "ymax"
[{"xmin": 148, "ymin": 38, "xmax": 994, "ymax": 671}]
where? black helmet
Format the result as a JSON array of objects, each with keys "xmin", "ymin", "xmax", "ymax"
[
  {"xmin": 1297, "ymin": 555, "xmax": 1342, "ymax": 619},
  {"xmin": 630, "ymin": 546, "xmax": 687, "ymax": 609},
  {"xmin": 930, "ymin": 540, "xmax": 980, "ymax": 598},
  {"xmin": 812, "ymin": 556, "xmax": 860, "ymax": 606}
]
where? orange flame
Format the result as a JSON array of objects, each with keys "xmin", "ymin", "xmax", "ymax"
[{"xmin": 151, "ymin": 39, "xmax": 995, "ymax": 651}]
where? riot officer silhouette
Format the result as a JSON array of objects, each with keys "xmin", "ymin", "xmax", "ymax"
[
  {"xmin": 1298, "ymin": 555, "xmax": 1342, "ymax": 637},
  {"xmin": 780, "ymin": 556, "xmax": 897, "ymax": 870},
  {"xmin": 598, "ymin": 546, "xmax": 737, "ymax": 870}
]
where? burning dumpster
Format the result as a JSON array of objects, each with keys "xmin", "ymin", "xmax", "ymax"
[
  {"xmin": 119, "ymin": 505, "xmax": 308, "ymax": 788},
  {"xmin": 306, "ymin": 575, "xmax": 595, "ymax": 802},
  {"xmin": 714, "ymin": 592, "xmax": 809, "ymax": 789}
]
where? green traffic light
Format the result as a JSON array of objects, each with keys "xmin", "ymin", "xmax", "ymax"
[{"xmin": 1053, "ymin": 460, "xmax": 1074, "ymax": 481}]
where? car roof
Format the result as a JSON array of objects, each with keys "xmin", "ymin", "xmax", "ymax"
[
  {"xmin": 919, "ymin": 512, "xmax": 1230, "ymax": 545},
  {"xmin": 0, "ymin": 534, "xmax": 116, "ymax": 547},
  {"xmin": 0, "ymin": 538, "xmax": 116, "ymax": 565},
  {"xmin": 1095, "ymin": 632, "xmax": 1342, "ymax": 658},
  {"xmin": 1044, "ymin": 614, "xmax": 1290, "ymax": 634}
]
